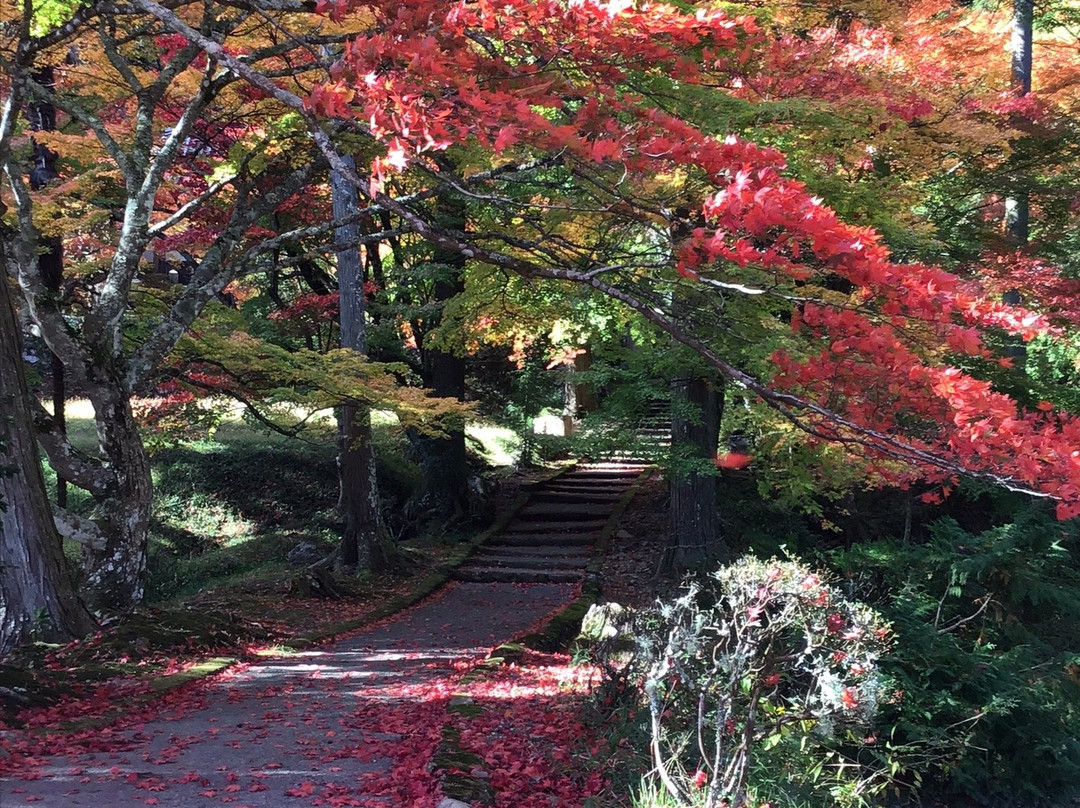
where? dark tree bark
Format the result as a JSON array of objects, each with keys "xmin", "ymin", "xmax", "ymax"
[
  {"xmin": 0, "ymin": 235, "xmax": 96, "ymax": 655},
  {"xmin": 412, "ymin": 213, "xmax": 468, "ymax": 522},
  {"xmin": 402, "ymin": 165, "xmax": 470, "ymax": 523},
  {"xmin": 666, "ymin": 375, "xmax": 726, "ymax": 569},
  {"xmin": 1005, "ymin": 0, "xmax": 1033, "ymax": 245},
  {"xmin": 28, "ymin": 65, "xmax": 68, "ymax": 509},
  {"xmin": 331, "ymin": 155, "xmax": 392, "ymax": 570}
]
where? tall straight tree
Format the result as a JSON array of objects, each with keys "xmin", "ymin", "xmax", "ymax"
[
  {"xmin": 410, "ymin": 183, "xmax": 468, "ymax": 522},
  {"xmin": 0, "ymin": 215, "xmax": 96, "ymax": 654},
  {"xmin": 667, "ymin": 374, "xmax": 725, "ymax": 568},
  {"xmin": 331, "ymin": 156, "xmax": 392, "ymax": 570},
  {"xmin": 27, "ymin": 65, "xmax": 67, "ymax": 509},
  {"xmin": 1006, "ymin": 0, "xmax": 1034, "ymax": 244}
]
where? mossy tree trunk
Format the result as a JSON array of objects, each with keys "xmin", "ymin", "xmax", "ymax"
[{"xmin": 0, "ymin": 237, "xmax": 96, "ymax": 655}]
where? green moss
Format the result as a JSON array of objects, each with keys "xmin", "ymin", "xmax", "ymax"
[{"xmin": 149, "ymin": 657, "xmax": 235, "ymax": 692}]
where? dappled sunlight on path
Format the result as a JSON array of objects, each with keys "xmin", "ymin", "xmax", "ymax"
[{"xmin": 1, "ymin": 581, "xmax": 588, "ymax": 807}]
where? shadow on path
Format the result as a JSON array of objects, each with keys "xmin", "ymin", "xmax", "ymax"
[{"xmin": 1, "ymin": 581, "xmax": 574, "ymax": 808}]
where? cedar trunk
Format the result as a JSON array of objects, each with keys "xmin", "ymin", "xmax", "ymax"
[
  {"xmin": 331, "ymin": 156, "xmax": 392, "ymax": 569},
  {"xmin": 1005, "ymin": 0, "xmax": 1033, "ymax": 244},
  {"xmin": 666, "ymin": 376, "xmax": 726, "ymax": 568},
  {"xmin": 412, "ymin": 186, "xmax": 468, "ymax": 522},
  {"xmin": 414, "ymin": 280, "xmax": 467, "ymax": 522},
  {"xmin": 0, "ymin": 264, "xmax": 95, "ymax": 654}
]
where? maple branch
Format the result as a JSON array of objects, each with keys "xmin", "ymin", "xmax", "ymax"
[
  {"xmin": 147, "ymin": 175, "xmax": 238, "ymax": 237},
  {"xmin": 2, "ymin": 159, "xmax": 92, "ymax": 388},
  {"xmin": 99, "ymin": 15, "xmax": 152, "ymax": 95},
  {"xmin": 32, "ymin": 401, "xmax": 116, "ymax": 497},
  {"xmin": 25, "ymin": 0, "xmax": 109, "ymax": 52},
  {"xmin": 238, "ymin": 223, "xmax": 411, "ymax": 263},
  {"xmin": 90, "ymin": 32, "xmax": 241, "ymax": 345},
  {"xmin": 123, "ymin": 0, "xmax": 1070, "ymax": 505},
  {"xmin": 162, "ymin": 364, "xmax": 318, "ymax": 439},
  {"xmin": 129, "ymin": 159, "xmax": 319, "ymax": 389},
  {"xmin": 526, "ymin": 263, "xmax": 1058, "ymax": 499}
]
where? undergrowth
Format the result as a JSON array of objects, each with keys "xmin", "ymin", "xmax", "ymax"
[{"xmin": 593, "ymin": 475, "xmax": 1080, "ymax": 808}]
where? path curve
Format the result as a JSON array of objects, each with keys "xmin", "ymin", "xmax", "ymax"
[
  {"xmin": 2, "ymin": 462, "xmax": 648, "ymax": 807},
  {"xmin": 2, "ymin": 581, "xmax": 574, "ymax": 807}
]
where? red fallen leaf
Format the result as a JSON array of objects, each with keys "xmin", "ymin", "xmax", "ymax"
[
  {"xmin": 145, "ymin": 800, "xmax": 160, "ymax": 806},
  {"xmin": 225, "ymin": 784, "xmax": 241, "ymax": 792},
  {"xmin": 284, "ymin": 782, "xmax": 316, "ymax": 798}
]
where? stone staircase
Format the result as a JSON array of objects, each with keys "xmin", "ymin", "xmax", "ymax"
[
  {"xmin": 454, "ymin": 464, "xmax": 646, "ymax": 584},
  {"xmin": 606, "ymin": 399, "xmax": 671, "ymax": 464}
]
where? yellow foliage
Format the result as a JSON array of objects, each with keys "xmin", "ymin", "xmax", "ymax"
[{"xmin": 172, "ymin": 331, "xmax": 473, "ymax": 437}]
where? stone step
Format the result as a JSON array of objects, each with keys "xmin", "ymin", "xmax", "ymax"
[
  {"xmin": 558, "ymin": 470, "xmax": 640, "ymax": 479},
  {"xmin": 454, "ymin": 566, "xmax": 583, "ymax": 584},
  {"xmin": 530, "ymin": 490, "xmax": 624, "ymax": 504},
  {"xmin": 547, "ymin": 476, "xmax": 635, "ymax": 486},
  {"xmin": 540, "ymin": 483, "xmax": 631, "ymax": 495},
  {"xmin": 495, "ymin": 533, "xmax": 596, "ymax": 547},
  {"xmin": 479, "ymin": 545, "xmax": 590, "ymax": 559},
  {"xmin": 566, "ymin": 467, "xmax": 646, "ymax": 475},
  {"xmin": 519, "ymin": 503, "xmax": 614, "ymax": 519},
  {"xmin": 502, "ymin": 520, "xmax": 604, "ymax": 534},
  {"xmin": 469, "ymin": 554, "xmax": 586, "ymax": 570}
]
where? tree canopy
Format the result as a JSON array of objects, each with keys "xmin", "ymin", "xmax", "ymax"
[{"xmin": 2, "ymin": 0, "xmax": 1080, "ymax": 613}]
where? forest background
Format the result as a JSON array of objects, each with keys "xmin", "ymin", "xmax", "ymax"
[{"xmin": 4, "ymin": 0, "xmax": 1080, "ymax": 805}]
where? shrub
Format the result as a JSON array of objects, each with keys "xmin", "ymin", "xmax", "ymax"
[{"xmin": 606, "ymin": 556, "xmax": 892, "ymax": 808}]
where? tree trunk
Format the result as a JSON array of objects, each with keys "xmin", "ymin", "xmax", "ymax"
[
  {"xmin": 412, "ymin": 187, "xmax": 468, "ymax": 523},
  {"xmin": 29, "ymin": 65, "xmax": 68, "ymax": 509},
  {"xmin": 413, "ymin": 343, "xmax": 468, "ymax": 522},
  {"xmin": 0, "ymin": 245, "xmax": 96, "ymax": 655},
  {"xmin": 331, "ymin": 155, "xmax": 392, "ymax": 569},
  {"xmin": 1005, "ymin": 0, "xmax": 1033, "ymax": 245},
  {"xmin": 80, "ymin": 382, "xmax": 153, "ymax": 610},
  {"xmin": 666, "ymin": 375, "xmax": 725, "ymax": 569}
]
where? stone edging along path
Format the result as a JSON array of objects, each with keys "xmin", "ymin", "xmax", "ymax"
[{"xmin": 0, "ymin": 462, "xmax": 652, "ymax": 808}]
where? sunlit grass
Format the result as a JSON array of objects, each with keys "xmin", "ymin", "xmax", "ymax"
[{"xmin": 40, "ymin": 399, "xmax": 521, "ymax": 601}]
